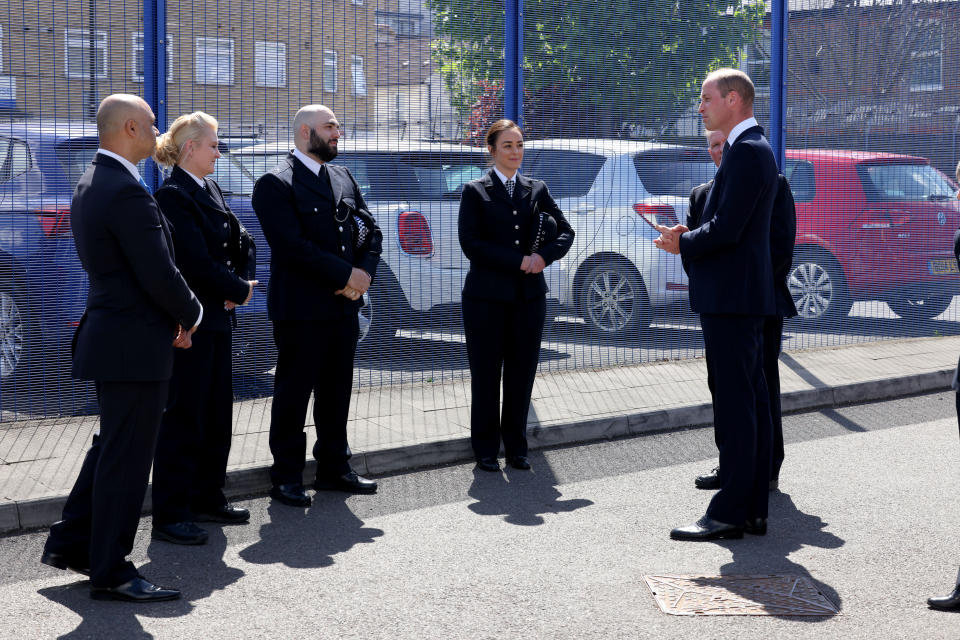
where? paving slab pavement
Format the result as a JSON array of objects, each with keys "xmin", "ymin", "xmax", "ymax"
[{"xmin": 0, "ymin": 335, "xmax": 957, "ymax": 534}]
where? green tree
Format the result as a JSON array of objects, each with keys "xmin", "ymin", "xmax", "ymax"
[{"xmin": 427, "ymin": 0, "xmax": 766, "ymax": 138}]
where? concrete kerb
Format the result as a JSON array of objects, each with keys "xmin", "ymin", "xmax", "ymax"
[{"xmin": 2, "ymin": 367, "xmax": 953, "ymax": 535}]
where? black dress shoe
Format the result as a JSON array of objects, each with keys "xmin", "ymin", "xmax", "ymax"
[
  {"xmin": 744, "ymin": 517, "xmax": 768, "ymax": 536},
  {"xmin": 694, "ymin": 467, "xmax": 721, "ymax": 490},
  {"xmin": 475, "ymin": 457, "xmax": 500, "ymax": 472},
  {"xmin": 152, "ymin": 522, "xmax": 208, "ymax": 545},
  {"xmin": 90, "ymin": 576, "xmax": 181, "ymax": 602},
  {"xmin": 670, "ymin": 515, "xmax": 744, "ymax": 541},
  {"xmin": 506, "ymin": 455, "xmax": 531, "ymax": 470},
  {"xmin": 40, "ymin": 549, "xmax": 90, "ymax": 576},
  {"xmin": 270, "ymin": 483, "xmax": 312, "ymax": 507},
  {"xmin": 194, "ymin": 504, "xmax": 250, "ymax": 524},
  {"xmin": 928, "ymin": 583, "xmax": 960, "ymax": 610},
  {"xmin": 314, "ymin": 471, "xmax": 377, "ymax": 494}
]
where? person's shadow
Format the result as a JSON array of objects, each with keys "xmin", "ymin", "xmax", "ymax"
[
  {"xmin": 37, "ymin": 525, "xmax": 243, "ymax": 638},
  {"xmin": 709, "ymin": 492, "xmax": 845, "ymax": 619},
  {"xmin": 239, "ymin": 494, "xmax": 383, "ymax": 568},
  {"xmin": 467, "ymin": 454, "xmax": 594, "ymax": 526}
]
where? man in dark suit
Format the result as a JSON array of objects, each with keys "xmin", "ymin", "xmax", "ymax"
[
  {"xmin": 655, "ymin": 69, "xmax": 779, "ymax": 540},
  {"xmin": 40, "ymin": 94, "xmax": 203, "ymax": 601},
  {"xmin": 252, "ymin": 105, "xmax": 383, "ymax": 507},
  {"xmin": 688, "ymin": 132, "xmax": 798, "ymax": 492}
]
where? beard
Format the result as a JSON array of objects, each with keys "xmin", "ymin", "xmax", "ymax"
[{"xmin": 308, "ymin": 128, "xmax": 338, "ymax": 162}]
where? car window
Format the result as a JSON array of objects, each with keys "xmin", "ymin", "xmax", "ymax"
[
  {"xmin": 396, "ymin": 153, "xmax": 488, "ymax": 200},
  {"xmin": 523, "ymin": 149, "xmax": 605, "ymax": 199},
  {"xmin": 209, "ymin": 156, "xmax": 255, "ymax": 196},
  {"xmin": 784, "ymin": 159, "xmax": 816, "ymax": 203},
  {"xmin": 231, "ymin": 151, "xmax": 289, "ymax": 182},
  {"xmin": 56, "ymin": 142, "xmax": 99, "ymax": 188},
  {"xmin": 633, "ymin": 149, "xmax": 716, "ymax": 197},
  {"xmin": 0, "ymin": 138, "xmax": 32, "ymax": 183},
  {"xmin": 859, "ymin": 163, "xmax": 957, "ymax": 202}
]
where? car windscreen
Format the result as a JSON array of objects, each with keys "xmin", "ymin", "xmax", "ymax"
[
  {"xmin": 522, "ymin": 149, "xmax": 605, "ymax": 199},
  {"xmin": 633, "ymin": 149, "xmax": 716, "ymax": 197},
  {"xmin": 858, "ymin": 162, "xmax": 957, "ymax": 202},
  {"xmin": 56, "ymin": 141, "xmax": 99, "ymax": 189},
  {"xmin": 208, "ymin": 155, "xmax": 255, "ymax": 196}
]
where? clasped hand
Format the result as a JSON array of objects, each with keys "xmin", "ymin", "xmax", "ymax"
[
  {"xmin": 335, "ymin": 268, "xmax": 371, "ymax": 301},
  {"xmin": 172, "ymin": 324, "xmax": 197, "ymax": 349},
  {"xmin": 653, "ymin": 224, "xmax": 689, "ymax": 255},
  {"xmin": 225, "ymin": 280, "xmax": 259, "ymax": 311},
  {"xmin": 520, "ymin": 253, "xmax": 546, "ymax": 274}
]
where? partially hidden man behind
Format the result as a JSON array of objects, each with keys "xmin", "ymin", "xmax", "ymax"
[
  {"xmin": 655, "ymin": 68, "xmax": 779, "ymax": 540},
  {"xmin": 252, "ymin": 105, "xmax": 383, "ymax": 507},
  {"xmin": 687, "ymin": 129, "xmax": 797, "ymax": 493},
  {"xmin": 41, "ymin": 94, "xmax": 202, "ymax": 601}
]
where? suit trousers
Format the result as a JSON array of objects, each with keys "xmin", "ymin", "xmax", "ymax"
[
  {"xmin": 763, "ymin": 316, "xmax": 786, "ymax": 479},
  {"xmin": 701, "ymin": 314, "xmax": 773, "ymax": 525},
  {"xmin": 269, "ymin": 317, "xmax": 359, "ymax": 486},
  {"xmin": 152, "ymin": 329, "xmax": 233, "ymax": 525},
  {"xmin": 462, "ymin": 294, "xmax": 546, "ymax": 460},
  {"xmin": 44, "ymin": 380, "xmax": 168, "ymax": 587},
  {"xmin": 704, "ymin": 315, "xmax": 785, "ymax": 481}
]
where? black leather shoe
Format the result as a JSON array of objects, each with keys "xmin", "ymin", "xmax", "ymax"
[
  {"xmin": 40, "ymin": 549, "xmax": 90, "ymax": 576},
  {"xmin": 670, "ymin": 516, "xmax": 744, "ymax": 541},
  {"xmin": 694, "ymin": 467, "xmax": 721, "ymax": 490},
  {"xmin": 194, "ymin": 504, "xmax": 250, "ymax": 524},
  {"xmin": 270, "ymin": 483, "xmax": 312, "ymax": 507},
  {"xmin": 506, "ymin": 455, "xmax": 531, "ymax": 470},
  {"xmin": 90, "ymin": 576, "xmax": 181, "ymax": 602},
  {"xmin": 152, "ymin": 522, "xmax": 208, "ymax": 545},
  {"xmin": 314, "ymin": 471, "xmax": 377, "ymax": 494},
  {"xmin": 475, "ymin": 457, "xmax": 500, "ymax": 472},
  {"xmin": 744, "ymin": 517, "xmax": 768, "ymax": 536},
  {"xmin": 928, "ymin": 583, "xmax": 960, "ymax": 610}
]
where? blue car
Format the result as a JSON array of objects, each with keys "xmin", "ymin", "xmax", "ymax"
[{"xmin": 0, "ymin": 122, "xmax": 273, "ymax": 416}]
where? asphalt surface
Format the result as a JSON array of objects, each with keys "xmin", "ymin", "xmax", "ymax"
[{"xmin": 1, "ymin": 391, "xmax": 959, "ymax": 638}]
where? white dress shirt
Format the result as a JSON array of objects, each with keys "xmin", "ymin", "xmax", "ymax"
[{"xmin": 728, "ymin": 116, "xmax": 760, "ymax": 146}]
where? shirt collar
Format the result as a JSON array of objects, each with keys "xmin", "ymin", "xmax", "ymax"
[
  {"xmin": 728, "ymin": 117, "xmax": 759, "ymax": 146},
  {"xmin": 292, "ymin": 148, "xmax": 325, "ymax": 176},
  {"xmin": 96, "ymin": 148, "xmax": 142, "ymax": 183},
  {"xmin": 493, "ymin": 166, "xmax": 519, "ymax": 185},
  {"xmin": 180, "ymin": 167, "xmax": 206, "ymax": 188}
]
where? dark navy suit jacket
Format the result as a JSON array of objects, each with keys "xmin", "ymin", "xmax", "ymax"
[{"xmin": 678, "ymin": 126, "xmax": 778, "ymax": 316}]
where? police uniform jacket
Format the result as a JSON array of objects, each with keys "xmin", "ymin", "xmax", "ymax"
[
  {"xmin": 251, "ymin": 152, "xmax": 382, "ymax": 323},
  {"xmin": 153, "ymin": 166, "xmax": 256, "ymax": 332},
  {"xmin": 458, "ymin": 169, "xmax": 574, "ymax": 302}
]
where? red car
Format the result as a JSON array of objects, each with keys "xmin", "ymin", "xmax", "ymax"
[{"xmin": 784, "ymin": 149, "xmax": 960, "ymax": 323}]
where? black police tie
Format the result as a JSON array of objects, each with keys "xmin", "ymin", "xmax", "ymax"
[
  {"xmin": 505, "ymin": 178, "xmax": 515, "ymax": 198},
  {"xmin": 722, "ymin": 141, "xmax": 731, "ymax": 154}
]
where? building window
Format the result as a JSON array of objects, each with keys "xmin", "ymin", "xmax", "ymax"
[
  {"xmin": 740, "ymin": 27, "xmax": 770, "ymax": 96},
  {"xmin": 351, "ymin": 0, "xmax": 364, "ymax": 5},
  {"xmin": 323, "ymin": 50, "xmax": 337, "ymax": 93},
  {"xmin": 64, "ymin": 29, "xmax": 108, "ymax": 79},
  {"xmin": 255, "ymin": 41, "xmax": 286, "ymax": 88},
  {"xmin": 132, "ymin": 33, "xmax": 173, "ymax": 83},
  {"xmin": 195, "ymin": 37, "xmax": 234, "ymax": 85},
  {"xmin": 351, "ymin": 55, "xmax": 366, "ymax": 97},
  {"xmin": 910, "ymin": 20, "xmax": 943, "ymax": 92}
]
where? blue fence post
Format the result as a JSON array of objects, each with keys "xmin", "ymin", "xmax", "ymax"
[
  {"xmin": 770, "ymin": 0, "xmax": 787, "ymax": 171},
  {"xmin": 143, "ymin": 0, "xmax": 167, "ymax": 189},
  {"xmin": 503, "ymin": 0, "xmax": 523, "ymax": 126}
]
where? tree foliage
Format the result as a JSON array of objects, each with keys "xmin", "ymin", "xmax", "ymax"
[{"xmin": 427, "ymin": 0, "xmax": 766, "ymax": 137}]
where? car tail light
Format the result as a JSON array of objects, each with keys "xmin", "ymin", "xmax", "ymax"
[
  {"xmin": 397, "ymin": 210, "xmax": 433, "ymax": 255},
  {"xmin": 36, "ymin": 209, "xmax": 72, "ymax": 236},
  {"xmin": 633, "ymin": 203, "xmax": 679, "ymax": 228}
]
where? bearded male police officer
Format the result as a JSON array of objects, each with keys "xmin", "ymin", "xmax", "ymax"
[{"xmin": 252, "ymin": 105, "xmax": 382, "ymax": 507}]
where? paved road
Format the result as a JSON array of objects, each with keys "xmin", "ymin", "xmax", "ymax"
[{"xmin": 1, "ymin": 392, "xmax": 958, "ymax": 639}]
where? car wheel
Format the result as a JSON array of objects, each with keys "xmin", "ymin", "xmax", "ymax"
[
  {"xmin": 0, "ymin": 287, "xmax": 26, "ymax": 384},
  {"xmin": 579, "ymin": 260, "xmax": 651, "ymax": 339},
  {"xmin": 788, "ymin": 250, "xmax": 851, "ymax": 324},
  {"xmin": 358, "ymin": 262, "xmax": 405, "ymax": 349},
  {"xmin": 887, "ymin": 294, "xmax": 953, "ymax": 321}
]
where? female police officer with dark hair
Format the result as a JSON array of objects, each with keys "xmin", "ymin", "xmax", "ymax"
[{"xmin": 458, "ymin": 119, "xmax": 574, "ymax": 472}]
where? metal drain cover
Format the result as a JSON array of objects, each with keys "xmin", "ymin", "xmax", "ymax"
[{"xmin": 644, "ymin": 574, "xmax": 840, "ymax": 616}]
